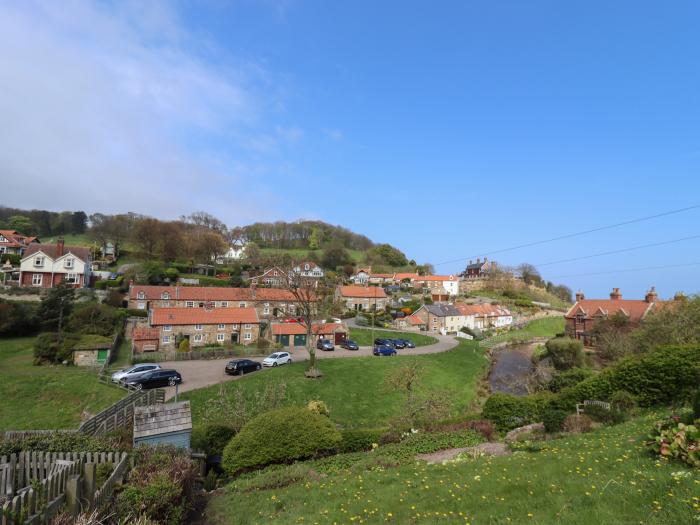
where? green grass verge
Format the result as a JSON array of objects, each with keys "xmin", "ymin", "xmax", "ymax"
[
  {"xmin": 0, "ymin": 337, "xmax": 125, "ymax": 430},
  {"xmin": 481, "ymin": 316, "xmax": 565, "ymax": 348},
  {"xmin": 206, "ymin": 412, "xmax": 699, "ymax": 524},
  {"xmin": 348, "ymin": 328, "xmax": 438, "ymax": 347},
  {"xmin": 181, "ymin": 339, "xmax": 487, "ymax": 429}
]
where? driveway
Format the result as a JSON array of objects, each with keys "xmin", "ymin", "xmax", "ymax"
[{"xmin": 160, "ymin": 333, "xmax": 460, "ymax": 400}]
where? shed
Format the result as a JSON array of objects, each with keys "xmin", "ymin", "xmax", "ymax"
[
  {"xmin": 72, "ymin": 334, "xmax": 113, "ymax": 366},
  {"xmin": 133, "ymin": 401, "xmax": 192, "ymax": 449}
]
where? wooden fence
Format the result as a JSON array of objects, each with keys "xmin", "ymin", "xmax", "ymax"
[
  {"xmin": 1, "ymin": 431, "xmax": 77, "ymax": 442},
  {"xmin": 78, "ymin": 388, "xmax": 164, "ymax": 436},
  {"xmin": 91, "ymin": 453, "xmax": 129, "ymax": 510}
]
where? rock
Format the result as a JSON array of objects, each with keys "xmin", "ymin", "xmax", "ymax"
[{"xmin": 505, "ymin": 422, "xmax": 545, "ymax": 443}]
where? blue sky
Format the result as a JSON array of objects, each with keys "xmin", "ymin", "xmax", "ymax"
[{"xmin": 2, "ymin": 1, "xmax": 699, "ymax": 298}]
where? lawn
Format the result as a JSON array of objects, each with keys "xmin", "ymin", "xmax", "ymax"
[
  {"xmin": 206, "ymin": 412, "xmax": 699, "ymax": 524},
  {"xmin": 0, "ymin": 337, "xmax": 125, "ymax": 430},
  {"xmin": 481, "ymin": 316, "xmax": 565, "ymax": 348},
  {"xmin": 182, "ymin": 338, "xmax": 487, "ymax": 429},
  {"xmin": 348, "ymin": 328, "xmax": 438, "ymax": 347}
]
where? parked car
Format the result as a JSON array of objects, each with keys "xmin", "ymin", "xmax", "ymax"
[
  {"xmin": 282, "ymin": 317, "xmax": 304, "ymax": 323},
  {"xmin": 400, "ymin": 339, "xmax": 416, "ymax": 348},
  {"xmin": 374, "ymin": 338, "xmax": 395, "ymax": 348},
  {"xmin": 125, "ymin": 369, "xmax": 182, "ymax": 390},
  {"xmin": 111, "ymin": 363, "xmax": 161, "ymax": 384},
  {"xmin": 316, "ymin": 339, "xmax": 335, "ymax": 351},
  {"xmin": 389, "ymin": 338, "xmax": 407, "ymax": 349},
  {"xmin": 340, "ymin": 339, "xmax": 359, "ymax": 350},
  {"xmin": 225, "ymin": 359, "xmax": 262, "ymax": 376},
  {"xmin": 263, "ymin": 352, "xmax": 292, "ymax": 367},
  {"xmin": 373, "ymin": 345, "xmax": 397, "ymax": 356}
]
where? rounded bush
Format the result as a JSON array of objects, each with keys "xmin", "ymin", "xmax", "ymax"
[
  {"xmin": 306, "ymin": 400, "xmax": 330, "ymax": 417},
  {"xmin": 482, "ymin": 392, "xmax": 552, "ymax": 432},
  {"xmin": 222, "ymin": 406, "xmax": 342, "ymax": 474},
  {"xmin": 562, "ymin": 414, "xmax": 593, "ymax": 434},
  {"xmin": 340, "ymin": 429, "xmax": 385, "ymax": 453},
  {"xmin": 191, "ymin": 423, "xmax": 237, "ymax": 456},
  {"xmin": 542, "ymin": 409, "xmax": 569, "ymax": 433}
]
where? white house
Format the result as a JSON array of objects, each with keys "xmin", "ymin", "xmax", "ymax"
[
  {"xmin": 215, "ymin": 240, "xmax": 247, "ymax": 263},
  {"xmin": 293, "ymin": 261, "xmax": 324, "ymax": 279},
  {"xmin": 19, "ymin": 239, "xmax": 91, "ymax": 288}
]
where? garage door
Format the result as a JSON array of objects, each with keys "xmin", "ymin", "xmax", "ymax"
[{"xmin": 293, "ymin": 334, "xmax": 306, "ymax": 347}]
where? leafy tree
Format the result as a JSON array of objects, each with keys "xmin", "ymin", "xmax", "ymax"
[
  {"xmin": 321, "ymin": 245, "xmax": 352, "ymax": 269},
  {"xmin": 544, "ymin": 337, "xmax": 584, "ymax": 371},
  {"xmin": 0, "ymin": 300, "xmax": 39, "ymax": 336},
  {"xmin": 68, "ymin": 303, "xmax": 121, "ymax": 336},
  {"xmin": 368, "ymin": 244, "xmax": 408, "ymax": 267},
  {"xmin": 37, "ymin": 283, "xmax": 75, "ymax": 333},
  {"xmin": 8, "ymin": 215, "xmax": 34, "ymax": 234},
  {"xmin": 308, "ymin": 227, "xmax": 321, "ymax": 250}
]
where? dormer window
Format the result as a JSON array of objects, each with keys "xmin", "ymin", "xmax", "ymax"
[
  {"xmin": 64, "ymin": 258, "xmax": 74, "ymax": 269},
  {"xmin": 34, "ymin": 256, "xmax": 44, "ymax": 267},
  {"xmin": 304, "ymin": 264, "xmax": 309, "ymax": 271},
  {"xmin": 161, "ymin": 292, "xmax": 170, "ymax": 300},
  {"xmin": 137, "ymin": 291, "xmax": 145, "ymax": 300}
]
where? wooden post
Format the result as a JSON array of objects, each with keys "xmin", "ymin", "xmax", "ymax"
[
  {"xmin": 65, "ymin": 474, "xmax": 82, "ymax": 517},
  {"xmin": 82, "ymin": 463, "xmax": 96, "ymax": 507}
]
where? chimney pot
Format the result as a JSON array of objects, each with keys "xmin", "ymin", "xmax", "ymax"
[
  {"xmin": 575, "ymin": 290, "xmax": 585, "ymax": 302},
  {"xmin": 610, "ymin": 288, "xmax": 622, "ymax": 300},
  {"xmin": 645, "ymin": 286, "xmax": 658, "ymax": 303},
  {"xmin": 57, "ymin": 237, "xmax": 65, "ymax": 257}
]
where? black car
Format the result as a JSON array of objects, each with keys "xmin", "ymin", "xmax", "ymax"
[
  {"xmin": 125, "ymin": 369, "xmax": 182, "ymax": 390},
  {"xmin": 389, "ymin": 338, "xmax": 407, "ymax": 349},
  {"xmin": 225, "ymin": 359, "xmax": 262, "ymax": 376},
  {"xmin": 373, "ymin": 344, "xmax": 397, "ymax": 356},
  {"xmin": 340, "ymin": 339, "xmax": 359, "ymax": 350},
  {"xmin": 374, "ymin": 338, "xmax": 394, "ymax": 348},
  {"xmin": 400, "ymin": 339, "xmax": 416, "ymax": 349},
  {"xmin": 316, "ymin": 338, "xmax": 335, "ymax": 351}
]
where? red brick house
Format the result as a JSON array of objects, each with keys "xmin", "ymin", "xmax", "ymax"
[
  {"xmin": 335, "ymin": 285, "xmax": 387, "ymax": 311},
  {"xmin": 271, "ymin": 321, "xmax": 348, "ymax": 348},
  {"xmin": 0, "ymin": 230, "xmax": 39, "ymax": 256},
  {"xmin": 19, "ymin": 239, "xmax": 91, "ymax": 288},
  {"xmin": 132, "ymin": 327, "xmax": 161, "ymax": 353},
  {"xmin": 150, "ymin": 307, "xmax": 260, "ymax": 347},
  {"xmin": 565, "ymin": 287, "xmax": 659, "ymax": 345}
]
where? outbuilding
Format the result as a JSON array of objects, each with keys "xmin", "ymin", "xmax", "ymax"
[{"xmin": 133, "ymin": 401, "xmax": 192, "ymax": 450}]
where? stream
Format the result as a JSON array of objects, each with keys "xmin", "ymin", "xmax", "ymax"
[{"xmin": 488, "ymin": 342, "xmax": 538, "ymax": 396}]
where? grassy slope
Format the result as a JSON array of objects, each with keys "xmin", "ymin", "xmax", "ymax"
[
  {"xmin": 481, "ymin": 316, "xmax": 565, "ymax": 349},
  {"xmin": 473, "ymin": 288, "xmax": 570, "ymax": 311},
  {"xmin": 259, "ymin": 247, "xmax": 365, "ymax": 263},
  {"xmin": 0, "ymin": 337, "xmax": 125, "ymax": 430},
  {"xmin": 207, "ymin": 412, "xmax": 699, "ymax": 525},
  {"xmin": 348, "ymin": 328, "xmax": 438, "ymax": 347},
  {"xmin": 182, "ymin": 339, "xmax": 488, "ymax": 429}
]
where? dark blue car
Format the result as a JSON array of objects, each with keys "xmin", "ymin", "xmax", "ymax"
[{"xmin": 373, "ymin": 345, "xmax": 397, "ymax": 356}]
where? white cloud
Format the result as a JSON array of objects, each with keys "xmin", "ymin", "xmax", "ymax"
[{"xmin": 0, "ymin": 0, "xmax": 289, "ymax": 224}]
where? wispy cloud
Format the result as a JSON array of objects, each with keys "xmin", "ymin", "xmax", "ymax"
[
  {"xmin": 0, "ymin": 0, "xmax": 292, "ymax": 224},
  {"xmin": 323, "ymin": 128, "xmax": 345, "ymax": 141}
]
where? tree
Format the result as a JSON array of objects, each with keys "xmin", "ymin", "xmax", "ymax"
[
  {"xmin": 368, "ymin": 244, "xmax": 408, "ymax": 267},
  {"xmin": 132, "ymin": 218, "xmax": 161, "ymax": 259},
  {"xmin": 187, "ymin": 228, "xmax": 227, "ymax": 265},
  {"xmin": 37, "ymin": 283, "xmax": 75, "ymax": 334},
  {"xmin": 8, "ymin": 215, "xmax": 34, "ymax": 234},
  {"xmin": 184, "ymin": 211, "xmax": 226, "ymax": 233},
  {"xmin": 244, "ymin": 242, "xmax": 261, "ymax": 263},
  {"xmin": 308, "ymin": 227, "xmax": 321, "ymax": 250},
  {"xmin": 321, "ymin": 245, "xmax": 352, "ymax": 269},
  {"xmin": 517, "ymin": 263, "xmax": 544, "ymax": 287},
  {"xmin": 89, "ymin": 214, "xmax": 132, "ymax": 257}
]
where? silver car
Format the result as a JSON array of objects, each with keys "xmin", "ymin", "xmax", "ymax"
[{"xmin": 111, "ymin": 363, "xmax": 161, "ymax": 383}]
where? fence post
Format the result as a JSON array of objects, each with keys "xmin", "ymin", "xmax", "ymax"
[
  {"xmin": 82, "ymin": 462, "xmax": 96, "ymax": 507},
  {"xmin": 65, "ymin": 474, "xmax": 82, "ymax": 517}
]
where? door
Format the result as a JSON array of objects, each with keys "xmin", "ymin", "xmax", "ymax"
[
  {"xmin": 279, "ymin": 335, "xmax": 290, "ymax": 347},
  {"xmin": 293, "ymin": 334, "xmax": 306, "ymax": 347},
  {"xmin": 334, "ymin": 332, "xmax": 346, "ymax": 344},
  {"xmin": 97, "ymin": 349, "xmax": 108, "ymax": 363},
  {"xmin": 231, "ymin": 333, "xmax": 239, "ymax": 343}
]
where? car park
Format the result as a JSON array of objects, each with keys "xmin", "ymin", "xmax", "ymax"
[
  {"xmin": 225, "ymin": 359, "xmax": 262, "ymax": 376},
  {"xmin": 340, "ymin": 339, "xmax": 359, "ymax": 350},
  {"xmin": 125, "ymin": 369, "xmax": 182, "ymax": 390},
  {"xmin": 373, "ymin": 345, "xmax": 397, "ymax": 356},
  {"xmin": 263, "ymin": 352, "xmax": 292, "ymax": 367},
  {"xmin": 390, "ymin": 338, "xmax": 407, "ymax": 349},
  {"xmin": 111, "ymin": 363, "xmax": 161, "ymax": 384},
  {"xmin": 316, "ymin": 339, "xmax": 335, "ymax": 351}
]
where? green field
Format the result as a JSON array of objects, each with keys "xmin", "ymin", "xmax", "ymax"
[
  {"xmin": 481, "ymin": 316, "xmax": 565, "ymax": 348},
  {"xmin": 182, "ymin": 339, "xmax": 487, "ymax": 429},
  {"xmin": 348, "ymin": 328, "xmax": 438, "ymax": 347},
  {"xmin": 206, "ymin": 412, "xmax": 698, "ymax": 524},
  {"xmin": 0, "ymin": 337, "xmax": 125, "ymax": 430}
]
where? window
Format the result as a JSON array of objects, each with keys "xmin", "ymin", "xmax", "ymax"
[
  {"xmin": 163, "ymin": 325, "xmax": 172, "ymax": 332},
  {"xmin": 220, "ymin": 301, "xmax": 228, "ymax": 307},
  {"xmin": 64, "ymin": 273, "xmax": 79, "ymax": 284},
  {"xmin": 186, "ymin": 301, "xmax": 194, "ymax": 308},
  {"xmin": 162, "ymin": 335, "xmax": 171, "ymax": 343},
  {"xmin": 137, "ymin": 302, "xmax": 145, "ymax": 310},
  {"xmin": 34, "ymin": 256, "xmax": 44, "ymax": 267},
  {"xmin": 263, "ymin": 303, "xmax": 270, "ymax": 314},
  {"xmin": 32, "ymin": 273, "xmax": 43, "ymax": 286},
  {"xmin": 194, "ymin": 334, "xmax": 202, "ymax": 342},
  {"xmin": 244, "ymin": 323, "xmax": 251, "ymax": 330},
  {"xmin": 161, "ymin": 292, "xmax": 170, "ymax": 300},
  {"xmin": 217, "ymin": 324, "xmax": 225, "ymax": 330},
  {"xmin": 231, "ymin": 323, "xmax": 239, "ymax": 329},
  {"xmin": 162, "ymin": 301, "xmax": 170, "ymax": 307},
  {"xmin": 244, "ymin": 332, "xmax": 252, "ymax": 340},
  {"xmin": 195, "ymin": 324, "xmax": 203, "ymax": 331},
  {"xmin": 137, "ymin": 291, "xmax": 145, "ymax": 300},
  {"xmin": 239, "ymin": 302, "xmax": 246, "ymax": 308},
  {"xmin": 64, "ymin": 258, "xmax": 74, "ymax": 268},
  {"xmin": 217, "ymin": 333, "xmax": 225, "ymax": 342}
]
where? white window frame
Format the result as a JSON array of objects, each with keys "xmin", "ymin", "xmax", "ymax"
[
  {"xmin": 186, "ymin": 301, "xmax": 194, "ymax": 308},
  {"xmin": 162, "ymin": 301, "xmax": 170, "ymax": 307},
  {"xmin": 195, "ymin": 324, "xmax": 203, "ymax": 331},
  {"xmin": 137, "ymin": 291, "xmax": 145, "ymax": 300},
  {"xmin": 220, "ymin": 301, "xmax": 228, "ymax": 307},
  {"xmin": 34, "ymin": 257, "xmax": 44, "ymax": 267},
  {"xmin": 216, "ymin": 333, "xmax": 225, "ymax": 342},
  {"xmin": 162, "ymin": 292, "xmax": 170, "ymax": 300},
  {"xmin": 263, "ymin": 303, "xmax": 270, "ymax": 315},
  {"xmin": 239, "ymin": 302, "xmax": 246, "ymax": 308},
  {"xmin": 193, "ymin": 334, "xmax": 203, "ymax": 342},
  {"xmin": 244, "ymin": 332, "xmax": 252, "ymax": 341},
  {"xmin": 244, "ymin": 323, "xmax": 252, "ymax": 330},
  {"xmin": 137, "ymin": 302, "xmax": 146, "ymax": 310},
  {"xmin": 64, "ymin": 273, "xmax": 79, "ymax": 284},
  {"xmin": 163, "ymin": 325, "xmax": 172, "ymax": 332},
  {"xmin": 231, "ymin": 323, "xmax": 239, "ymax": 329},
  {"xmin": 162, "ymin": 335, "xmax": 171, "ymax": 343},
  {"xmin": 32, "ymin": 273, "xmax": 43, "ymax": 286},
  {"xmin": 64, "ymin": 258, "xmax": 74, "ymax": 269},
  {"xmin": 217, "ymin": 324, "xmax": 225, "ymax": 330}
]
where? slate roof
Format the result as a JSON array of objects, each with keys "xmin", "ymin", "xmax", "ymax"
[
  {"xmin": 422, "ymin": 304, "xmax": 462, "ymax": 317},
  {"xmin": 134, "ymin": 402, "xmax": 192, "ymax": 439},
  {"xmin": 23, "ymin": 243, "xmax": 90, "ymax": 262}
]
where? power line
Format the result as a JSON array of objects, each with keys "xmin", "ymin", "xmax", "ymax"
[
  {"xmin": 433, "ymin": 203, "xmax": 700, "ymax": 266},
  {"xmin": 547, "ymin": 261, "xmax": 700, "ymax": 279},
  {"xmin": 533, "ymin": 234, "xmax": 700, "ymax": 268}
]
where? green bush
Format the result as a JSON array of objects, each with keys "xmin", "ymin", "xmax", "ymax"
[
  {"xmin": 32, "ymin": 332, "xmax": 79, "ymax": 364},
  {"xmin": 222, "ymin": 407, "xmax": 342, "ymax": 474},
  {"xmin": 482, "ymin": 392, "xmax": 553, "ymax": 432},
  {"xmin": 0, "ymin": 253, "xmax": 20, "ymax": 265},
  {"xmin": 542, "ymin": 409, "xmax": 569, "ymax": 433},
  {"xmin": 553, "ymin": 345, "xmax": 700, "ymax": 410},
  {"xmin": 339, "ymin": 429, "xmax": 385, "ymax": 453},
  {"xmin": 544, "ymin": 337, "xmax": 584, "ymax": 371},
  {"xmin": 376, "ymin": 429, "xmax": 483, "ymax": 461},
  {"xmin": 646, "ymin": 416, "xmax": 700, "ymax": 468},
  {"xmin": 306, "ymin": 400, "xmax": 330, "ymax": 417},
  {"xmin": 96, "ymin": 462, "xmax": 114, "ymax": 487},
  {"xmin": 547, "ymin": 367, "xmax": 594, "ymax": 393},
  {"xmin": 124, "ymin": 308, "xmax": 148, "ymax": 318},
  {"xmin": 191, "ymin": 423, "xmax": 237, "ymax": 456},
  {"xmin": 611, "ymin": 390, "xmax": 637, "ymax": 414},
  {"xmin": 692, "ymin": 389, "xmax": 700, "ymax": 419},
  {"xmin": 94, "ymin": 280, "xmax": 108, "ymax": 290},
  {"xmin": 0, "ymin": 432, "xmax": 120, "ymax": 456}
]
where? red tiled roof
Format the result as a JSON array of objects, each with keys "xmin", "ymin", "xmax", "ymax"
[
  {"xmin": 393, "ymin": 273, "xmax": 419, "ymax": 281},
  {"xmin": 405, "ymin": 315, "xmax": 425, "ymax": 326},
  {"xmin": 132, "ymin": 327, "xmax": 160, "ymax": 341},
  {"xmin": 455, "ymin": 303, "xmax": 512, "ymax": 317},
  {"xmin": 338, "ymin": 285, "xmax": 387, "ymax": 298},
  {"xmin": 370, "ymin": 273, "xmax": 394, "ymax": 279},
  {"xmin": 416, "ymin": 275, "xmax": 457, "ymax": 282},
  {"xmin": 129, "ymin": 285, "xmax": 304, "ymax": 302},
  {"xmin": 565, "ymin": 300, "xmax": 654, "ymax": 323},
  {"xmin": 271, "ymin": 322, "xmax": 347, "ymax": 336},
  {"xmin": 151, "ymin": 307, "xmax": 259, "ymax": 326},
  {"xmin": 23, "ymin": 243, "xmax": 90, "ymax": 262}
]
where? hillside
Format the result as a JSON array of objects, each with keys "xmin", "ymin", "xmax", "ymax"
[{"xmin": 205, "ymin": 412, "xmax": 698, "ymax": 524}]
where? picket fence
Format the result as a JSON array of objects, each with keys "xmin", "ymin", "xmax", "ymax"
[{"xmin": 78, "ymin": 388, "xmax": 164, "ymax": 436}]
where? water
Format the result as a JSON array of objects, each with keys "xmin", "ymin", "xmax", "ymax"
[{"xmin": 489, "ymin": 343, "xmax": 535, "ymax": 396}]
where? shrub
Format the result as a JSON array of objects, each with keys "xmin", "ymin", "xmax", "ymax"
[
  {"xmin": 124, "ymin": 309, "xmax": 148, "ymax": 318},
  {"xmin": 434, "ymin": 419, "xmax": 496, "ymax": 441},
  {"xmin": 306, "ymin": 400, "xmax": 330, "ymax": 417},
  {"xmin": 692, "ymin": 389, "xmax": 700, "ymax": 419},
  {"xmin": 542, "ymin": 409, "xmax": 569, "ymax": 433},
  {"xmin": 222, "ymin": 407, "xmax": 342, "ymax": 474},
  {"xmin": 339, "ymin": 429, "xmax": 385, "ymax": 453},
  {"xmin": 178, "ymin": 339, "xmax": 190, "ymax": 353},
  {"xmin": 544, "ymin": 337, "xmax": 584, "ymax": 370},
  {"xmin": 0, "ymin": 432, "xmax": 120, "ymax": 456},
  {"xmin": 482, "ymin": 392, "xmax": 552, "ymax": 432},
  {"xmin": 95, "ymin": 462, "xmax": 114, "ymax": 487},
  {"xmin": 0, "ymin": 299, "xmax": 39, "ymax": 337},
  {"xmin": 32, "ymin": 332, "xmax": 79, "ymax": 364},
  {"xmin": 646, "ymin": 416, "xmax": 700, "ymax": 468},
  {"xmin": 583, "ymin": 404, "xmax": 615, "ymax": 424},
  {"xmin": 377, "ymin": 429, "xmax": 483, "ymax": 461},
  {"xmin": 611, "ymin": 390, "xmax": 637, "ymax": 414},
  {"xmin": 561, "ymin": 414, "xmax": 593, "ymax": 434},
  {"xmin": 191, "ymin": 423, "xmax": 237, "ymax": 456},
  {"xmin": 547, "ymin": 367, "xmax": 594, "ymax": 393}
]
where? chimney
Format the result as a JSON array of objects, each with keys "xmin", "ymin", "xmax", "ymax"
[
  {"xmin": 57, "ymin": 237, "xmax": 65, "ymax": 257},
  {"xmin": 484, "ymin": 257, "xmax": 488, "ymax": 263},
  {"xmin": 468, "ymin": 260, "xmax": 472, "ymax": 265},
  {"xmin": 250, "ymin": 282, "xmax": 256, "ymax": 299},
  {"xmin": 575, "ymin": 290, "xmax": 585, "ymax": 302},
  {"xmin": 610, "ymin": 287, "xmax": 622, "ymax": 300},
  {"xmin": 476, "ymin": 257, "xmax": 481, "ymax": 264},
  {"xmin": 644, "ymin": 286, "xmax": 658, "ymax": 303}
]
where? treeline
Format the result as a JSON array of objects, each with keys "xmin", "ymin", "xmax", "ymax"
[
  {"xmin": 239, "ymin": 220, "xmax": 374, "ymax": 251},
  {"xmin": 0, "ymin": 207, "xmax": 87, "ymax": 237}
]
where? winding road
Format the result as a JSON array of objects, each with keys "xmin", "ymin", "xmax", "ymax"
[{"xmin": 160, "ymin": 333, "xmax": 461, "ymax": 400}]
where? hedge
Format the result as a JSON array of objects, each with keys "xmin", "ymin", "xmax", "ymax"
[
  {"xmin": 339, "ymin": 429, "xmax": 386, "ymax": 453},
  {"xmin": 222, "ymin": 407, "xmax": 342, "ymax": 474},
  {"xmin": 482, "ymin": 392, "xmax": 553, "ymax": 432}
]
